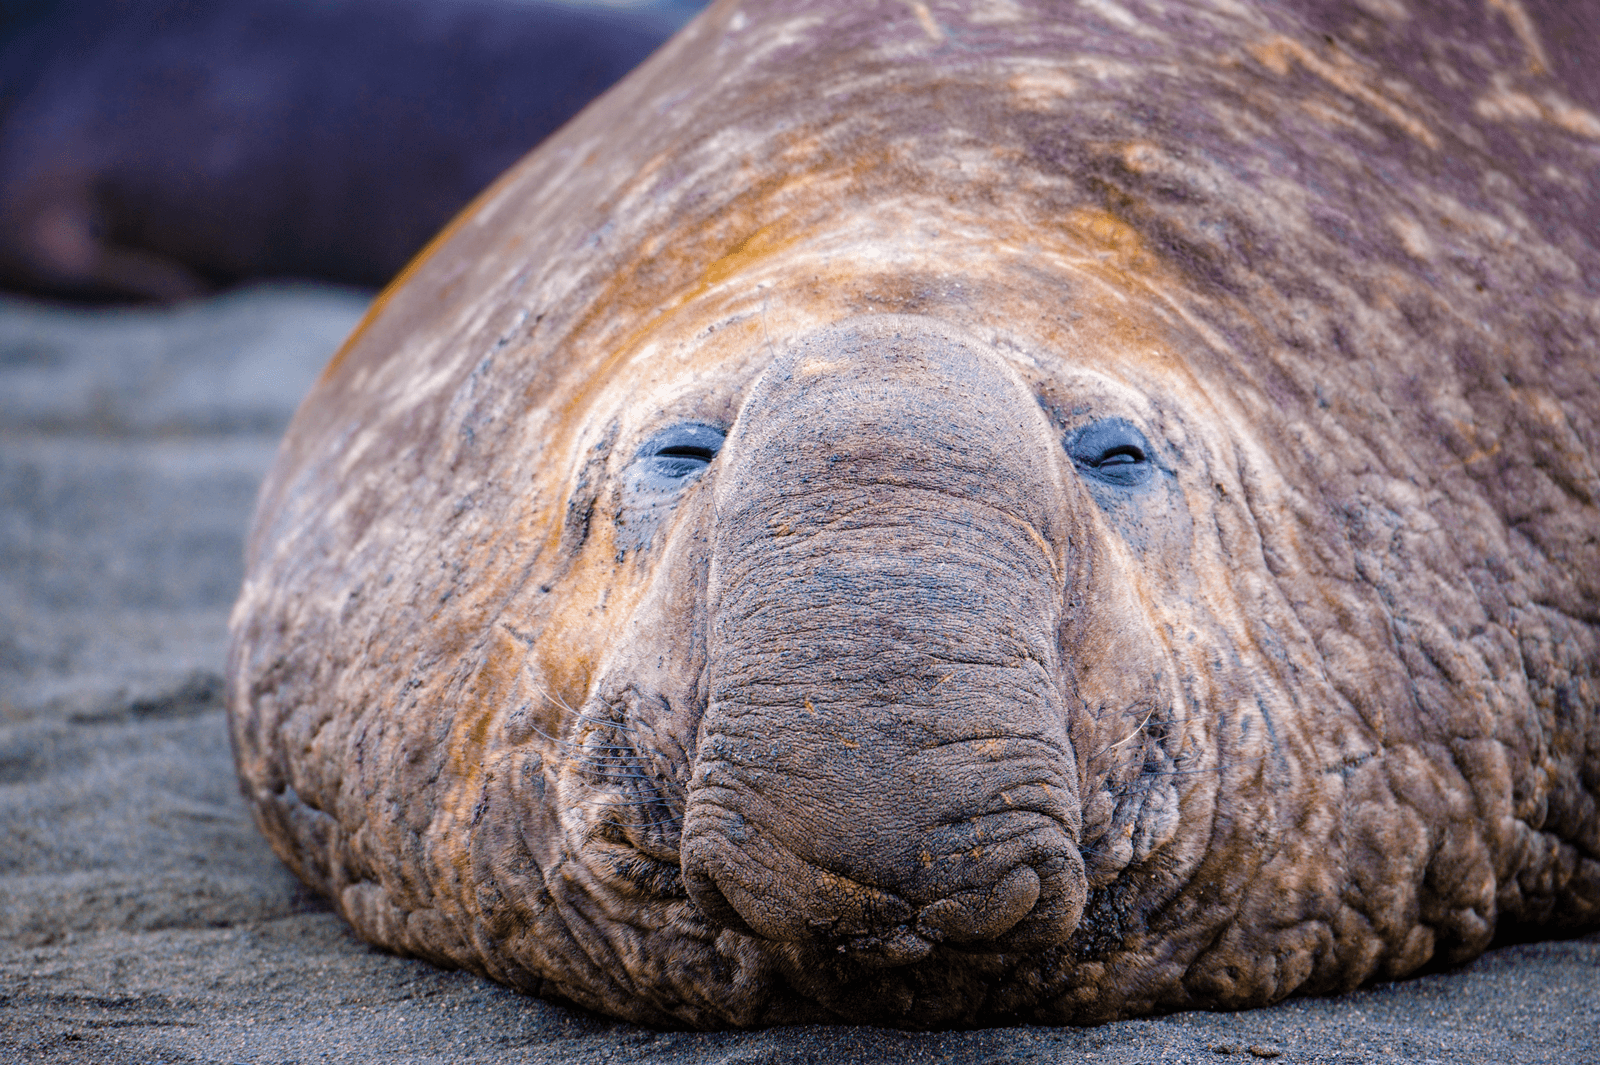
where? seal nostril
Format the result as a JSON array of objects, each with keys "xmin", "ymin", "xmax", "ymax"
[
  {"xmin": 682, "ymin": 857, "xmax": 758, "ymax": 936},
  {"xmin": 915, "ymin": 865, "xmax": 1042, "ymax": 944}
]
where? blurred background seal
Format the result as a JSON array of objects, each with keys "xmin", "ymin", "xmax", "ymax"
[{"xmin": 0, "ymin": 0, "xmax": 700, "ymax": 300}]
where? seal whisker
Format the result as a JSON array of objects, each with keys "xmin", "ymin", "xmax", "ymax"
[
  {"xmin": 598, "ymin": 814, "xmax": 683, "ymax": 830},
  {"xmin": 1142, "ymin": 755, "xmax": 1266, "ymax": 777},
  {"xmin": 577, "ymin": 714, "xmax": 641, "ymax": 734},
  {"xmin": 527, "ymin": 721, "xmax": 579, "ymax": 752},
  {"xmin": 536, "ymin": 686, "xmax": 581, "ymax": 716},
  {"xmin": 1106, "ymin": 704, "xmax": 1161, "ymax": 752},
  {"xmin": 599, "ymin": 797, "xmax": 684, "ymax": 810}
]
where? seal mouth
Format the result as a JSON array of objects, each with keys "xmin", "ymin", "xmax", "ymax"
[
  {"xmin": 554, "ymin": 691, "xmax": 691, "ymax": 897},
  {"xmin": 833, "ymin": 926, "xmax": 938, "ymax": 968},
  {"xmin": 679, "ymin": 781, "xmax": 1087, "ymax": 960},
  {"xmin": 556, "ymin": 683, "xmax": 1090, "ymax": 962},
  {"xmin": 784, "ymin": 862, "xmax": 1062, "ymax": 965}
]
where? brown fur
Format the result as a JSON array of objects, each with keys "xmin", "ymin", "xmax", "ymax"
[{"xmin": 228, "ymin": 0, "xmax": 1600, "ymax": 1028}]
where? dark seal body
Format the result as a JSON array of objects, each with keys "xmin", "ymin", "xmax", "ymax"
[
  {"xmin": 0, "ymin": 0, "xmax": 683, "ymax": 299},
  {"xmin": 228, "ymin": 0, "xmax": 1600, "ymax": 1029}
]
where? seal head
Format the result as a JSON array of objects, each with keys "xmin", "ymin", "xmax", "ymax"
[{"xmin": 229, "ymin": 0, "xmax": 1600, "ymax": 1029}]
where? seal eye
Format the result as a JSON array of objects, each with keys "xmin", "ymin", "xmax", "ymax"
[
  {"xmin": 637, "ymin": 422, "xmax": 726, "ymax": 482},
  {"xmin": 1066, "ymin": 419, "xmax": 1154, "ymax": 487}
]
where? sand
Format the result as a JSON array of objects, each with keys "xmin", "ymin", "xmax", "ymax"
[{"xmin": 1, "ymin": 285, "xmax": 1596, "ymax": 1064}]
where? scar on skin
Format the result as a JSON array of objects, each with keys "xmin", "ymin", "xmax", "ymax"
[
  {"xmin": 1008, "ymin": 69, "xmax": 1081, "ymax": 111},
  {"xmin": 1387, "ymin": 213, "xmax": 1435, "ymax": 261},
  {"xmin": 1250, "ymin": 35, "xmax": 1440, "ymax": 150},
  {"xmin": 1474, "ymin": 73, "xmax": 1600, "ymax": 140},
  {"xmin": 966, "ymin": 0, "xmax": 1023, "ymax": 24},
  {"xmin": 903, "ymin": 0, "xmax": 945, "ymax": 43},
  {"xmin": 1485, "ymin": 0, "xmax": 1549, "ymax": 75}
]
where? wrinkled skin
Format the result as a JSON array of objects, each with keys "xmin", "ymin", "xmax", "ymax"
[{"xmin": 228, "ymin": 0, "xmax": 1600, "ymax": 1029}]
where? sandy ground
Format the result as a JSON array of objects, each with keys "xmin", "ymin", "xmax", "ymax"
[{"xmin": 1, "ymin": 285, "xmax": 1596, "ymax": 1063}]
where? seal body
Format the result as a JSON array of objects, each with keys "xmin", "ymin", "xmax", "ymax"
[
  {"xmin": 228, "ymin": 0, "xmax": 1600, "ymax": 1028},
  {"xmin": 0, "ymin": 0, "xmax": 683, "ymax": 299}
]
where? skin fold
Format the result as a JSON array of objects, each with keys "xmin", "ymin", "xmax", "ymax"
[{"xmin": 228, "ymin": 0, "xmax": 1600, "ymax": 1028}]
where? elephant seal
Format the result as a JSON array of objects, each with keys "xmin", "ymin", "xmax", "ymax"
[
  {"xmin": 228, "ymin": 0, "xmax": 1600, "ymax": 1029},
  {"xmin": 0, "ymin": 0, "xmax": 686, "ymax": 300}
]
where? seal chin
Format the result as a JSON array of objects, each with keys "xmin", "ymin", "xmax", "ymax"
[{"xmin": 837, "ymin": 926, "xmax": 938, "ymax": 968}]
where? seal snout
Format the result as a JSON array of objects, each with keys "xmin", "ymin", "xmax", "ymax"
[
  {"xmin": 915, "ymin": 864, "xmax": 1043, "ymax": 944},
  {"xmin": 681, "ymin": 791, "xmax": 1084, "ymax": 961},
  {"xmin": 677, "ymin": 316, "xmax": 1091, "ymax": 962}
]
